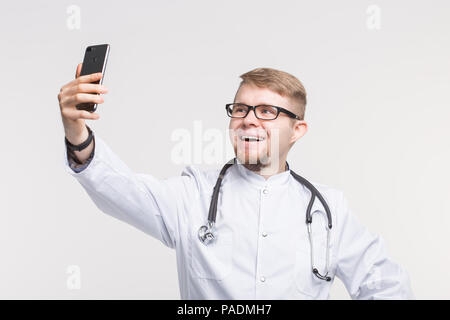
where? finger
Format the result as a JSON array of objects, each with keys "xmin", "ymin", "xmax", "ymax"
[
  {"xmin": 62, "ymin": 71, "xmax": 102, "ymax": 93},
  {"xmin": 60, "ymin": 77, "xmax": 80, "ymax": 93},
  {"xmin": 78, "ymin": 110, "xmax": 100, "ymax": 120},
  {"xmin": 66, "ymin": 83, "xmax": 108, "ymax": 96},
  {"xmin": 63, "ymin": 108, "xmax": 100, "ymax": 121},
  {"xmin": 60, "ymin": 78, "xmax": 76, "ymax": 93},
  {"xmin": 63, "ymin": 93, "xmax": 104, "ymax": 106},
  {"xmin": 60, "ymin": 63, "xmax": 84, "ymax": 93},
  {"xmin": 75, "ymin": 72, "xmax": 103, "ymax": 84},
  {"xmin": 75, "ymin": 63, "xmax": 82, "ymax": 78}
]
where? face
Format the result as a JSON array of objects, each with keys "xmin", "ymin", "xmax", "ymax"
[{"xmin": 228, "ymin": 83, "xmax": 307, "ymax": 174}]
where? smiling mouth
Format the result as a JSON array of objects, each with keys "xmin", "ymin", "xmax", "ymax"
[{"xmin": 239, "ymin": 135, "xmax": 266, "ymax": 142}]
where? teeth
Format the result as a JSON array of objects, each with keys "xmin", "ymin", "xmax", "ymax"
[{"xmin": 240, "ymin": 135, "xmax": 265, "ymax": 142}]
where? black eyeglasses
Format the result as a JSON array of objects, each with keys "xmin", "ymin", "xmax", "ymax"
[{"xmin": 225, "ymin": 103, "xmax": 301, "ymax": 120}]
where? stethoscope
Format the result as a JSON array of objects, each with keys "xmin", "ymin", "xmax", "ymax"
[{"xmin": 198, "ymin": 158, "xmax": 333, "ymax": 282}]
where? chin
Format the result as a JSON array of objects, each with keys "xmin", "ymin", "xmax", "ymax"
[{"xmin": 236, "ymin": 150, "xmax": 269, "ymax": 166}]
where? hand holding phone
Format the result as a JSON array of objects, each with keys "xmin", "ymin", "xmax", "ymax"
[
  {"xmin": 76, "ymin": 44, "xmax": 110, "ymax": 112},
  {"xmin": 57, "ymin": 44, "xmax": 110, "ymax": 155}
]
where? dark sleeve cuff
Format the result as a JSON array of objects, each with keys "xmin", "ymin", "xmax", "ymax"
[{"xmin": 66, "ymin": 136, "xmax": 96, "ymax": 173}]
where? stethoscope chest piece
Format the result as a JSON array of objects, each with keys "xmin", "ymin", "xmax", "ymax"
[
  {"xmin": 198, "ymin": 222, "xmax": 216, "ymax": 245},
  {"xmin": 198, "ymin": 158, "xmax": 334, "ymax": 282}
]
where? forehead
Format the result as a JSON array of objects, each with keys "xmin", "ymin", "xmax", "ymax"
[{"xmin": 234, "ymin": 83, "xmax": 291, "ymax": 108}]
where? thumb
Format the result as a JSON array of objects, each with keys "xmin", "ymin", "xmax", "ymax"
[{"xmin": 75, "ymin": 63, "xmax": 82, "ymax": 78}]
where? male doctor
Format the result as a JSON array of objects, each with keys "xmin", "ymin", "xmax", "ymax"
[{"xmin": 58, "ymin": 65, "xmax": 413, "ymax": 299}]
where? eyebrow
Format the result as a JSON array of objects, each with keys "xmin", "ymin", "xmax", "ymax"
[{"xmin": 235, "ymin": 102, "xmax": 277, "ymax": 106}]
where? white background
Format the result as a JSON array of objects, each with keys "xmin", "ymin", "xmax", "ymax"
[{"xmin": 0, "ymin": 0, "xmax": 449, "ymax": 299}]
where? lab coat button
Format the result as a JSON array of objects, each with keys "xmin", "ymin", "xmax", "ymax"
[
  {"xmin": 263, "ymin": 188, "xmax": 268, "ymax": 194},
  {"xmin": 262, "ymin": 232, "xmax": 268, "ymax": 237},
  {"xmin": 260, "ymin": 276, "xmax": 266, "ymax": 282}
]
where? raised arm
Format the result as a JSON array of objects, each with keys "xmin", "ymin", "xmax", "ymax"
[
  {"xmin": 58, "ymin": 64, "xmax": 199, "ymax": 248},
  {"xmin": 58, "ymin": 63, "xmax": 106, "ymax": 165}
]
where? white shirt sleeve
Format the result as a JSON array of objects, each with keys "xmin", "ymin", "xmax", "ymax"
[
  {"xmin": 334, "ymin": 192, "xmax": 414, "ymax": 299},
  {"xmin": 63, "ymin": 134, "xmax": 200, "ymax": 249}
]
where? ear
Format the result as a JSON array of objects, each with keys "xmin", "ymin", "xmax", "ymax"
[{"xmin": 290, "ymin": 120, "xmax": 308, "ymax": 144}]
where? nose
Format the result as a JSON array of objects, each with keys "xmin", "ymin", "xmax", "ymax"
[{"xmin": 242, "ymin": 108, "xmax": 261, "ymax": 127}]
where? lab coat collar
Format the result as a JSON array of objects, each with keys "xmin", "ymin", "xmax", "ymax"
[{"xmin": 233, "ymin": 157, "xmax": 291, "ymax": 188}]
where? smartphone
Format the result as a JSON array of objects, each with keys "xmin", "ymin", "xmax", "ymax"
[{"xmin": 76, "ymin": 44, "xmax": 110, "ymax": 112}]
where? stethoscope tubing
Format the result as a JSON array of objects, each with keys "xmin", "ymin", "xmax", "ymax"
[{"xmin": 199, "ymin": 158, "xmax": 333, "ymax": 282}]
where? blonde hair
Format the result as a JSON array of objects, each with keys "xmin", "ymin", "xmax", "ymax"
[{"xmin": 236, "ymin": 67, "xmax": 307, "ymax": 120}]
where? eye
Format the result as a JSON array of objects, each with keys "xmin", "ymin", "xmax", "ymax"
[
  {"xmin": 259, "ymin": 106, "xmax": 277, "ymax": 114},
  {"xmin": 233, "ymin": 104, "xmax": 247, "ymax": 113}
]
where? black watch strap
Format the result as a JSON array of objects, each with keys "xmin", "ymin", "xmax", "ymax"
[{"xmin": 65, "ymin": 125, "xmax": 94, "ymax": 152}]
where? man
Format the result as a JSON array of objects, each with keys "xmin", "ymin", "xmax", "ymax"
[{"xmin": 58, "ymin": 65, "xmax": 413, "ymax": 299}]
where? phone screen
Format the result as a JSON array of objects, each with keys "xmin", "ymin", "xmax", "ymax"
[{"xmin": 76, "ymin": 44, "xmax": 110, "ymax": 112}]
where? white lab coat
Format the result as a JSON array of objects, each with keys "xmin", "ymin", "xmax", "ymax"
[{"xmin": 63, "ymin": 134, "xmax": 414, "ymax": 299}]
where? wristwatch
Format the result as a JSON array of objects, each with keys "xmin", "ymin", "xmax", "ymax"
[{"xmin": 65, "ymin": 125, "xmax": 94, "ymax": 152}]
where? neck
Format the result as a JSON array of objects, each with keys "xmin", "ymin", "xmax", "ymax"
[{"xmin": 242, "ymin": 158, "xmax": 289, "ymax": 180}]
